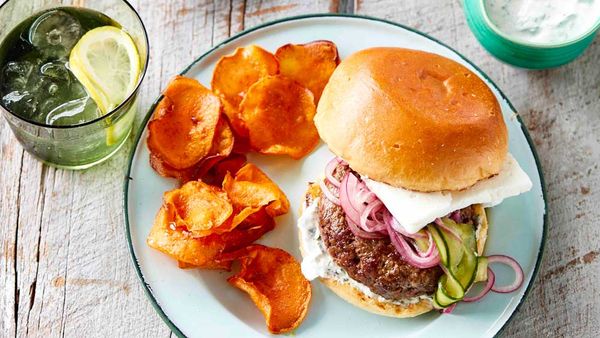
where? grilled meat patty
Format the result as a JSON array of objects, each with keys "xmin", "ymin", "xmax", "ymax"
[{"xmin": 315, "ymin": 164, "xmax": 477, "ymax": 301}]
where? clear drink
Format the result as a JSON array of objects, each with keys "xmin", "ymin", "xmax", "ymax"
[
  {"xmin": 1, "ymin": 8, "xmax": 117, "ymax": 126},
  {"xmin": 0, "ymin": 1, "xmax": 148, "ymax": 169}
]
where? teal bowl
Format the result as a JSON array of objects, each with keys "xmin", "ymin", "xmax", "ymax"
[{"xmin": 464, "ymin": 0, "xmax": 600, "ymax": 69}]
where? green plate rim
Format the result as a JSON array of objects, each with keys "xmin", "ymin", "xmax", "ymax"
[{"xmin": 123, "ymin": 13, "xmax": 548, "ymax": 338}]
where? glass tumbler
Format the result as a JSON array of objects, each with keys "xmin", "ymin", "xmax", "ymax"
[{"xmin": 0, "ymin": 0, "xmax": 149, "ymax": 169}]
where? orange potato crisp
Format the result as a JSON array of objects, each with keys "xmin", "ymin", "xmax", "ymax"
[
  {"xmin": 211, "ymin": 45, "xmax": 279, "ymax": 111},
  {"xmin": 239, "ymin": 75, "xmax": 320, "ymax": 159},
  {"xmin": 227, "ymin": 245, "xmax": 312, "ymax": 334},
  {"xmin": 147, "ymin": 76, "xmax": 221, "ymax": 169},
  {"xmin": 222, "ymin": 163, "xmax": 290, "ymax": 218},
  {"xmin": 146, "ymin": 207, "xmax": 233, "ymax": 270},
  {"xmin": 145, "ymin": 41, "xmax": 340, "ymax": 334},
  {"xmin": 147, "ymin": 207, "xmax": 275, "ymax": 270},
  {"xmin": 208, "ymin": 118, "xmax": 234, "ymax": 157},
  {"xmin": 150, "ymin": 116, "xmax": 234, "ymax": 183},
  {"xmin": 163, "ymin": 181, "xmax": 233, "ymax": 237},
  {"xmin": 149, "ymin": 153, "xmax": 197, "ymax": 183},
  {"xmin": 220, "ymin": 96, "xmax": 249, "ymax": 138},
  {"xmin": 275, "ymin": 40, "xmax": 340, "ymax": 103}
]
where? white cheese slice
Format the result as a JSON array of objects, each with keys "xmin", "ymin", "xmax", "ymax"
[{"xmin": 363, "ymin": 153, "xmax": 532, "ymax": 234}]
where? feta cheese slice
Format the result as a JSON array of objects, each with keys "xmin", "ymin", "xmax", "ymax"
[{"xmin": 363, "ymin": 153, "xmax": 532, "ymax": 233}]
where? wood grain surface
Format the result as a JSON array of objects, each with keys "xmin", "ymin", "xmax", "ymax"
[{"xmin": 1, "ymin": 0, "xmax": 598, "ymax": 337}]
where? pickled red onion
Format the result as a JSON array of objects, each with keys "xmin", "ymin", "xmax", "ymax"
[
  {"xmin": 319, "ymin": 179, "xmax": 340, "ymax": 205},
  {"xmin": 386, "ymin": 212, "xmax": 427, "ymax": 240},
  {"xmin": 325, "ymin": 157, "xmax": 343, "ymax": 187},
  {"xmin": 488, "ymin": 255, "xmax": 524, "ymax": 293},
  {"xmin": 434, "ymin": 218, "xmax": 462, "ymax": 241},
  {"xmin": 339, "ymin": 173, "xmax": 363, "ymax": 225},
  {"xmin": 359, "ymin": 200, "xmax": 387, "ymax": 232},
  {"xmin": 441, "ymin": 303, "xmax": 457, "ymax": 314},
  {"xmin": 463, "ymin": 268, "xmax": 496, "ymax": 302},
  {"xmin": 347, "ymin": 218, "xmax": 385, "ymax": 239},
  {"xmin": 386, "ymin": 219, "xmax": 440, "ymax": 268},
  {"xmin": 450, "ymin": 210, "xmax": 462, "ymax": 223}
]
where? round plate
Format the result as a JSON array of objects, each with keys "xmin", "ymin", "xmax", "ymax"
[{"xmin": 124, "ymin": 14, "xmax": 546, "ymax": 338}]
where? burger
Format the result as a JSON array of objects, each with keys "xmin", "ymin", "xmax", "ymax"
[{"xmin": 298, "ymin": 48, "xmax": 532, "ymax": 317}]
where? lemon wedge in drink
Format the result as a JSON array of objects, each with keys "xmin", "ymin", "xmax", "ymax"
[{"xmin": 69, "ymin": 26, "xmax": 140, "ymax": 145}]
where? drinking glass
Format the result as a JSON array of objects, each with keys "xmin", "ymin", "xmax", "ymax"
[{"xmin": 0, "ymin": 0, "xmax": 149, "ymax": 169}]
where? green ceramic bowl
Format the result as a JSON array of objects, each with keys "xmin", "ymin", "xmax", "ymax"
[{"xmin": 464, "ymin": 0, "xmax": 600, "ymax": 69}]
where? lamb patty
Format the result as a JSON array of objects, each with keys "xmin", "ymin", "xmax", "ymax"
[{"xmin": 316, "ymin": 164, "xmax": 443, "ymax": 301}]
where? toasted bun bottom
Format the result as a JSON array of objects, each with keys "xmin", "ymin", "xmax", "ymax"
[
  {"xmin": 319, "ymin": 277, "xmax": 434, "ymax": 318},
  {"xmin": 298, "ymin": 184, "xmax": 489, "ymax": 318}
]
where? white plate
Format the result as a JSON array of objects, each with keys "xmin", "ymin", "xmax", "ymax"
[{"xmin": 124, "ymin": 14, "xmax": 547, "ymax": 338}]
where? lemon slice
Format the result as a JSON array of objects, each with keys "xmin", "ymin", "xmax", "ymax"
[{"xmin": 69, "ymin": 26, "xmax": 140, "ymax": 145}]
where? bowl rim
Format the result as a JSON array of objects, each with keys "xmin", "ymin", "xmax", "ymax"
[{"xmin": 476, "ymin": 0, "xmax": 600, "ymax": 48}]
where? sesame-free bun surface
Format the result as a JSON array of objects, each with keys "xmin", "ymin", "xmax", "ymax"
[{"xmin": 315, "ymin": 47, "xmax": 508, "ymax": 192}]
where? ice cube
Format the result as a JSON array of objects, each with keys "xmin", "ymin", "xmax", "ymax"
[
  {"xmin": 69, "ymin": 77, "xmax": 89, "ymax": 98},
  {"xmin": 1, "ymin": 61, "xmax": 34, "ymax": 91},
  {"xmin": 28, "ymin": 10, "xmax": 83, "ymax": 58},
  {"xmin": 40, "ymin": 61, "xmax": 71, "ymax": 83},
  {"xmin": 39, "ymin": 97, "xmax": 60, "ymax": 115},
  {"xmin": 2, "ymin": 90, "xmax": 38, "ymax": 118},
  {"xmin": 44, "ymin": 96, "xmax": 95, "ymax": 126}
]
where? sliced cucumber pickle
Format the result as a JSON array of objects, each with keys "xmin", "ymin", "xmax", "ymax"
[
  {"xmin": 431, "ymin": 218, "xmax": 479, "ymax": 309},
  {"xmin": 475, "ymin": 256, "xmax": 489, "ymax": 283},
  {"xmin": 428, "ymin": 225, "xmax": 448, "ymax": 265},
  {"xmin": 434, "ymin": 274, "xmax": 465, "ymax": 307}
]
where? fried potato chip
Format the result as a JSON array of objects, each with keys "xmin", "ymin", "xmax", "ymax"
[
  {"xmin": 239, "ymin": 207, "xmax": 275, "ymax": 230},
  {"xmin": 239, "ymin": 75, "xmax": 319, "ymax": 159},
  {"xmin": 221, "ymin": 97, "xmax": 249, "ymax": 138},
  {"xmin": 150, "ymin": 118, "xmax": 234, "ymax": 183},
  {"xmin": 148, "ymin": 76, "xmax": 221, "ymax": 169},
  {"xmin": 147, "ymin": 206, "xmax": 275, "ymax": 270},
  {"xmin": 147, "ymin": 207, "xmax": 233, "ymax": 270},
  {"xmin": 211, "ymin": 45, "xmax": 279, "ymax": 109},
  {"xmin": 231, "ymin": 206, "xmax": 262, "ymax": 228},
  {"xmin": 222, "ymin": 163, "xmax": 290, "ymax": 217},
  {"xmin": 149, "ymin": 153, "xmax": 197, "ymax": 183},
  {"xmin": 199, "ymin": 154, "xmax": 247, "ymax": 187},
  {"xmin": 164, "ymin": 181, "xmax": 234, "ymax": 237},
  {"xmin": 227, "ymin": 245, "xmax": 312, "ymax": 334},
  {"xmin": 177, "ymin": 260, "xmax": 198, "ymax": 269},
  {"xmin": 209, "ymin": 118, "xmax": 235, "ymax": 157},
  {"xmin": 224, "ymin": 215, "xmax": 275, "ymax": 252},
  {"xmin": 212, "ymin": 154, "xmax": 247, "ymax": 183},
  {"xmin": 232, "ymin": 137, "xmax": 252, "ymax": 154},
  {"xmin": 193, "ymin": 118, "xmax": 236, "ymax": 178},
  {"xmin": 275, "ymin": 40, "xmax": 340, "ymax": 103}
]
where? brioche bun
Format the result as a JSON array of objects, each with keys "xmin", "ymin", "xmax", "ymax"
[
  {"xmin": 315, "ymin": 47, "xmax": 508, "ymax": 192},
  {"xmin": 298, "ymin": 184, "xmax": 489, "ymax": 318}
]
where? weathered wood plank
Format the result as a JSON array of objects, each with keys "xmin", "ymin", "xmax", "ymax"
[
  {"xmin": 2, "ymin": 0, "xmax": 598, "ymax": 337},
  {"xmin": 230, "ymin": 0, "xmax": 334, "ymax": 34},
  {"xmin": 356, "ymin": 1, "xmax": 600, "ymax": 336},
  {"xmin": 0, "ymin": 94, "xmax": 23, "ymax": 338}
]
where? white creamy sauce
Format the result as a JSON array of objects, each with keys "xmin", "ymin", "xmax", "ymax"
[
  {"xmin": 484, "ymin": 0, "xmax": 600, "ymax": 44},
  {"xmin": 298, "ymin": 198, "xmax": 430, "ymax": 306}
]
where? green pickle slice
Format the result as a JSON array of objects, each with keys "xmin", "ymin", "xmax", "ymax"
[{"xmin": 430, "ymin": 218, "xmax": 479, "ymax": 308}]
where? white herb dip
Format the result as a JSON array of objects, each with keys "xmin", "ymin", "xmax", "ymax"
[{"xmin": 484, "ymin": 0, "xmax": 600, "ymax": 44}]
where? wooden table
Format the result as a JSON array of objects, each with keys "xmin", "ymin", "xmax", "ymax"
[{"xmin": 1, "ymin": 0, "xmax": 598, "ymax": 336}]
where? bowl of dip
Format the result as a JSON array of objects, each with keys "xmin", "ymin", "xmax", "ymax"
[{"xmin": 464, "ymin": 0, "xmax": 600, "ymax": 69}]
